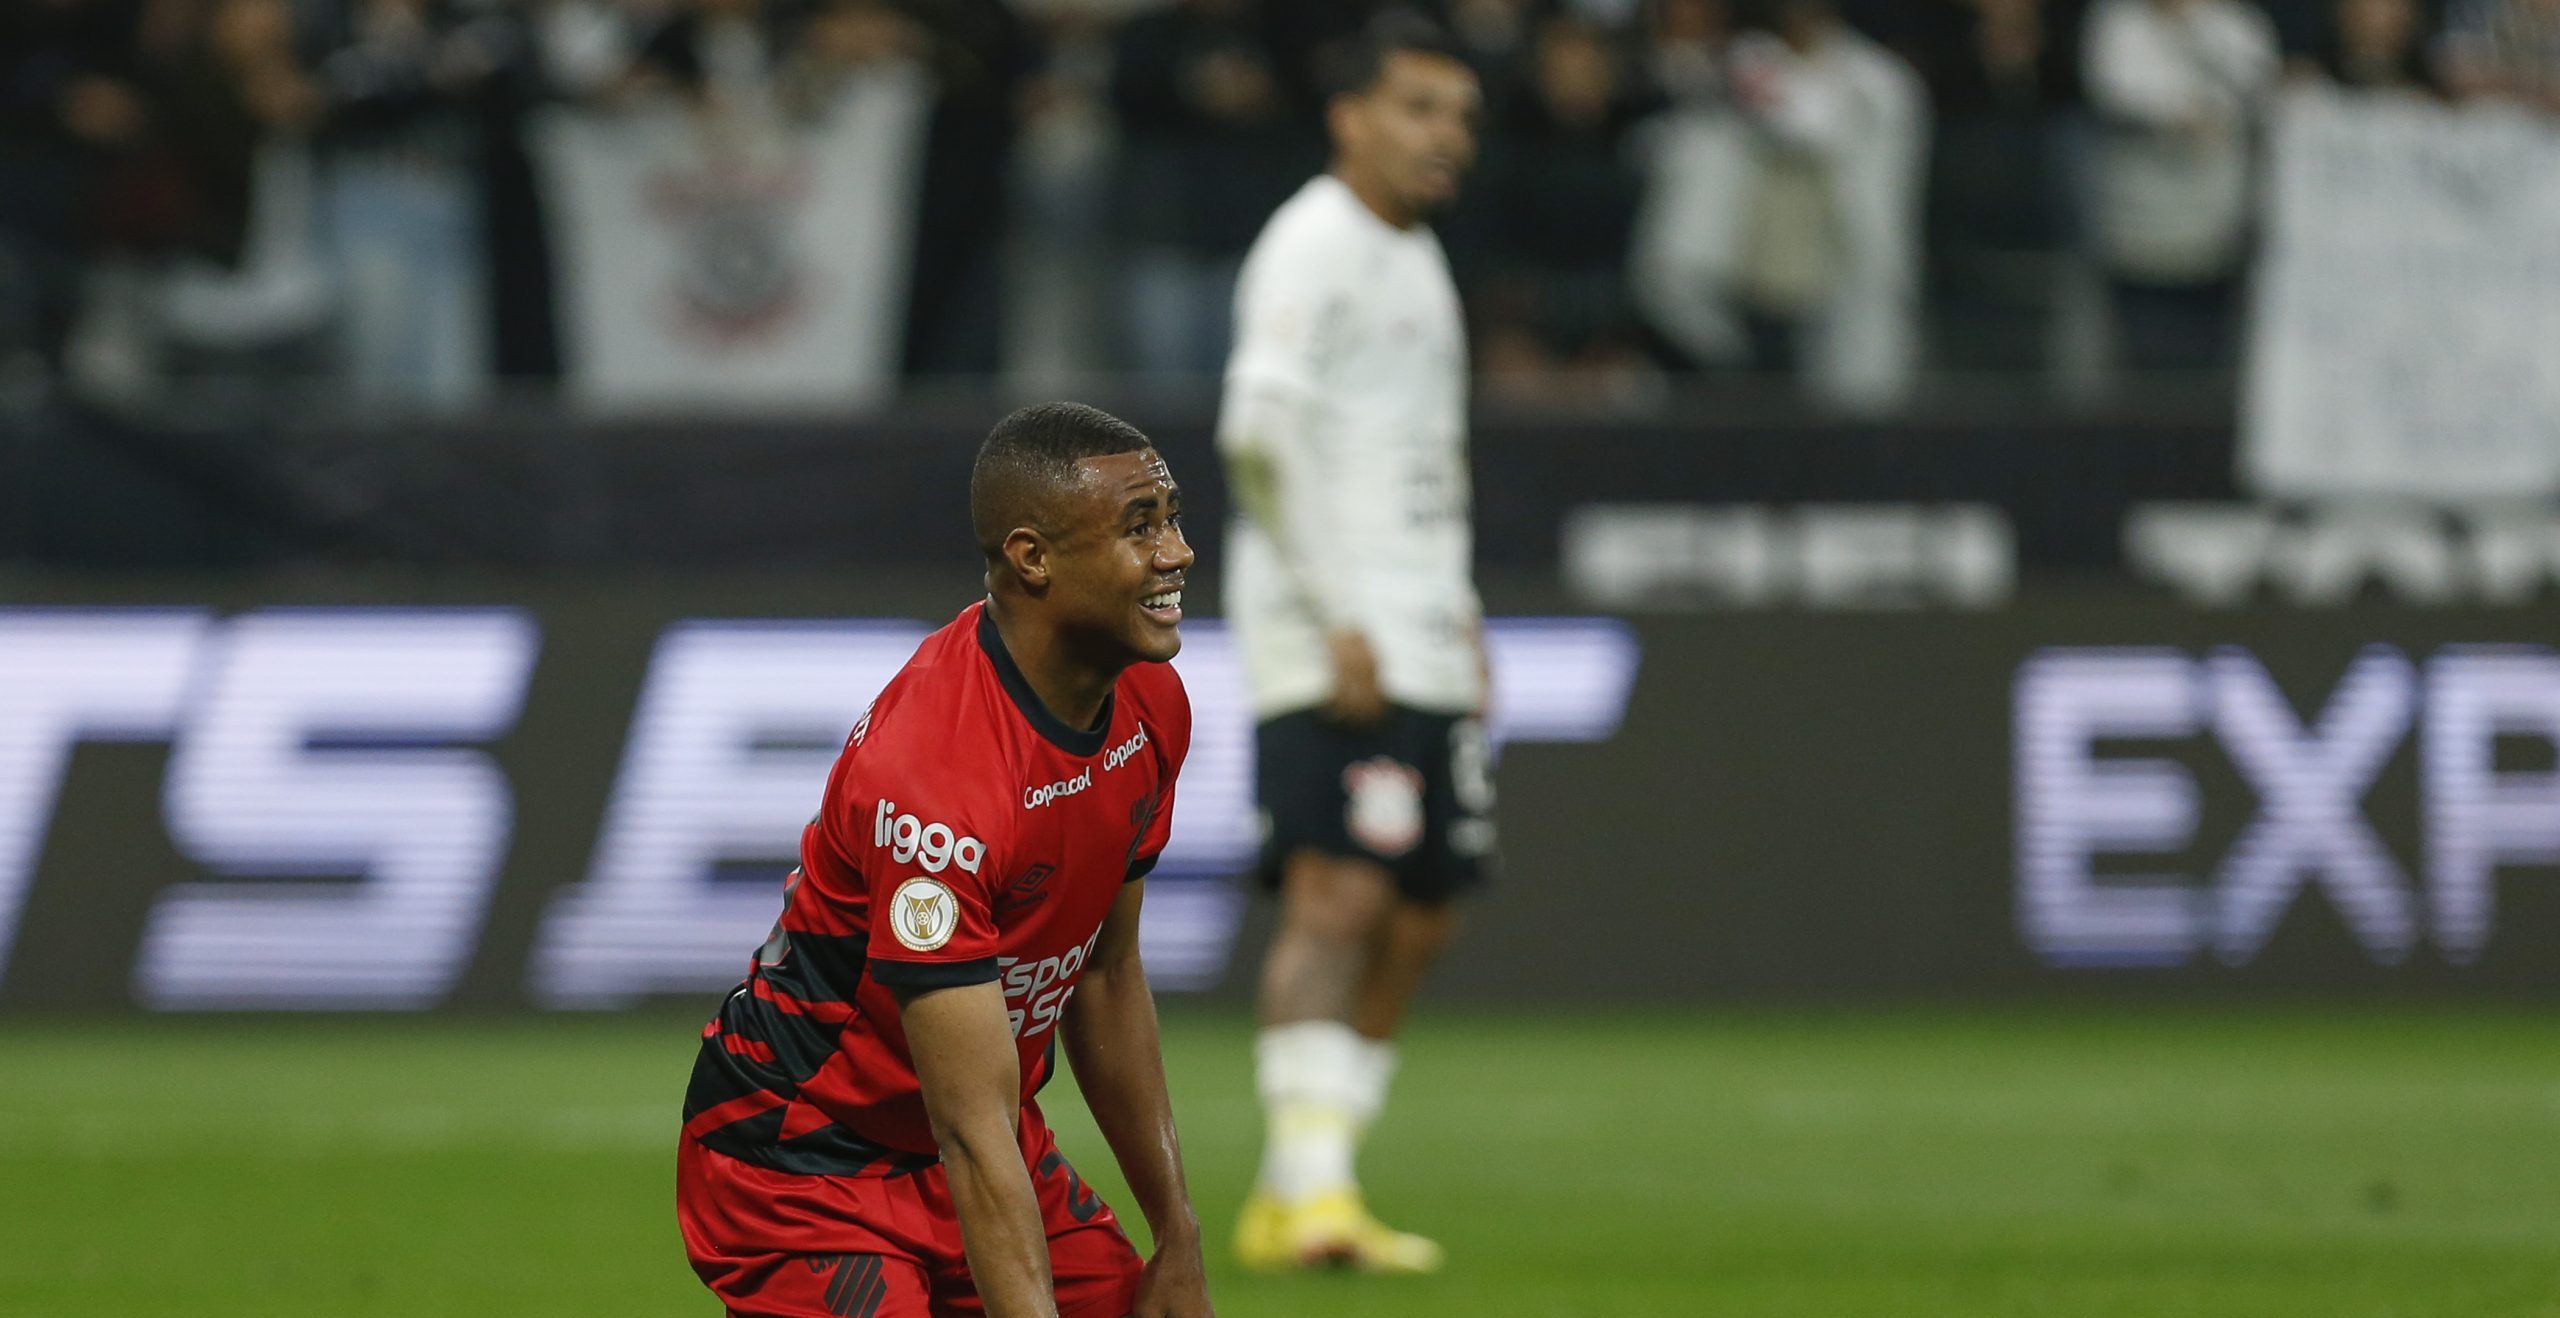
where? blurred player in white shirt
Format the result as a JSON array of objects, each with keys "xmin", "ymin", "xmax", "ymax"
[{"xmin": 1215, "ymin": 8, "xmax": 1487, "ymax": 1275}]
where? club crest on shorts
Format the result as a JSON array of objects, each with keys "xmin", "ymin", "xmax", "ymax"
[
  {"xmin": 890, "ymin": 877, "xmax": 960, "ymax": 952},
  {"xmin": 1343, "ymin": 757, "xmax": 1426, "ymax": 858}
]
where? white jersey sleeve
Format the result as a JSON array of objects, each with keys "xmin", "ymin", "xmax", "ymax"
[
  {"xmin": 1224, "ymin": 228, "xmax": 1353, "ymax": 400},
  {"xmin": 1219, "ymin": 206, "xmax": 1360, "ymax": 629}
]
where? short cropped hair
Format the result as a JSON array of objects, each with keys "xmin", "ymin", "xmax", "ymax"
[
  {"xmin": 1326, "ymin": 7, "xmax": 1468, "ymax": 99},
  {"xmin": 969, "ymin": 402, "xmax": 1157, "ymax": 560}
]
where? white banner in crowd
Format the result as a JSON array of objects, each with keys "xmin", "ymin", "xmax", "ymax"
[
  {"xmin": 2245, "ymin": 90, "xmax": 2560, "ymax": 499},
  {"xmin": 531, "ymin": 72, "xmax": 930, "ymax": 409}
]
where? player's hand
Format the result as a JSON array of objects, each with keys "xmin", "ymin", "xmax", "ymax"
[
  {"xmin": 1129, "ymin": 1232, "xmax": 1214, "ymax": 1318},
  {"xmin": 1471, "ymin": 618, "xmax": 1494, "ymax": 724},
  {"xmin": 1323, "ymin": 628, "xmax": 1388, "ymax": 729}
]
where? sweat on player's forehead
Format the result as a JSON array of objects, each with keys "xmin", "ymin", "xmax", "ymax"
[
  {"xmin": 1117, "ymin": 451, "xmax": 1177, "ymax": 500},
  {"xmin": 1048, "ymin": 449, "xmax": 1169, "ymax": 531},
  {"xmin": 1080, "ymin": 449, "xmax": 1172, "ymax": 496}
]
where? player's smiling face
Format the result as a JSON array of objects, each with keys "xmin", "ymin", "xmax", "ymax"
[
  {"xmin": 1342, "ymin": 50, "xmax": 1481, "ymax": 219},
  {"xmin": 1049, "ymin": 448, "xmax": 1193, "ymax": 665}
]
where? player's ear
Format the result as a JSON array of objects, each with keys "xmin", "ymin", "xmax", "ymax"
[{"xmin": 999, "ymin": 527, "xmax": 1050, "ymax": 593}]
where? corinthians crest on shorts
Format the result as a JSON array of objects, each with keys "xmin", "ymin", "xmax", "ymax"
[{"xmin": 1343, "ymin": 757, "xmax": 1426, "ymax": 857}]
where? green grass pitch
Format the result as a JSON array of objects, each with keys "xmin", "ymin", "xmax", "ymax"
[{"xmin": 3, "ymin": 1006, "xmax": 2558, "ymax": 1316}]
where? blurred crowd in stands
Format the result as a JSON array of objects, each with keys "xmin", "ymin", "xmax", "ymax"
[{"xmin": 3, "ymin": 0, "xmax": 2555, "ymax": 413}]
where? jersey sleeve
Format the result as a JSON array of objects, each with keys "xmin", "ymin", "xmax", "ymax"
[
  {"xmin": 1218, "ymin": 226, "xmax": 1367, "ymax": 623},
  {"xmin": 854, "ymin": 781, "xmax": 1009, "ymax": 991},
  {"xmin": 1125, "ymin": 675, "xmax": 1193, "ymax": 882},
  {"xmin": 1222, "ymin": 229, "xmax": 1355, "ymax": 408}
]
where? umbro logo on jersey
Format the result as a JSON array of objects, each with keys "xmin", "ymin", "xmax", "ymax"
[
  {"xmin": 996, "ymin": 863, "xmax": 1055, "ymax": 915},
  {"xmin": 874, "ymin": 801, "xmax": 984, "ymax": 875}
]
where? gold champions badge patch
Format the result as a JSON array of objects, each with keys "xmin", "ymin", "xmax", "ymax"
[{"xmin": 889, "ymin": 877, "xmax": 960, "ymax": 952}]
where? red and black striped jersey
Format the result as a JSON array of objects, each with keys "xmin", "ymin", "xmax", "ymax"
[{"xmin": 682, "ymin": 600, "xmax": 1189, "ymax": 1175}]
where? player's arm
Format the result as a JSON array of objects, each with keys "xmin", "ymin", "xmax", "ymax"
[
  {"xmin": 1216, "ymin": 238, "xmax": 1347, "ymax": 615},
  {"xmin": 1222, "ymin": 378, "xmax": 1386, "ymax": 726},
  {"xmin": 1221, "ymin": 377, "xmax": 1350, "ymax": 626},
  {"xmin": 1062, "ymin": 880, "xmax": 1213, "ymax": 1318},
  {"xmin": 899, "ymin": 981, "xmax": 1058, "ymax": 1318},
  {"xmin": 1470, "ymin": 612, "xmax": 1492, "ymax": 721}
]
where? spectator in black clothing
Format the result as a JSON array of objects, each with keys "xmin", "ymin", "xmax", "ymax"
[
  {"xmin": 311, "ymin": 0, "xmax": 519, "ymax": 405},
  {"xmin": 1259, "ymin": 0, "xmax": 1399, "ymax": 112},
  {"xmin": 0, "ymin": 0, "xmax": 151, "ymax": 374},
  {"xmin": 889, "ymin": 0, "xmax": 1026, "ymax": 381},
  {"xmin": 2257, "ymin": 0, "xmax": 2340, "ymax": 53},
  {"xmin": 149, "ymin": 0, "xmax": 335, "ymax": 380},
  {"xmin": 154, "ymin": 0, "xmax": 321, "ymax": 266},
  {"xmin": 1626, "ymin": 0, "xmax": 1749, "ymax": 370},
  {"xmin": 1110, "ymin": 0, "xmax": 1317, "ymax": 384},
  {"xmin": 1911, "ymin": 0, "xmax": 2083, "ymax": 371},
  {"xmin": 6, "ymin": 0, "xmax": 334, "ymax": 393},
  {"xmin": 1472, "ymin": 12, "xmax": 1654, "ymax": 392},
  {"xmin": 1446, "ymin": 0, "xmax": 1546, "ymax": 107}
]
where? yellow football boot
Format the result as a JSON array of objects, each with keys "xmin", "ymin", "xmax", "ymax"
[
  {"xmin": 1345, "ymin": 1203, "xmax": 1444, "ymax": 1274},
  {"xmin": 1234, "ymin": 1187, "xmax": 1360, "ymax": 1270},
  {"xmin": 1279, "ymin": 1188, "xmax": 1366, "ymax": 1267},
  {"xmin": 1231, "ymin": 1188, "xmax": 1291, "ymax": 1271},
  {"xmin": 1236, "ymin": 1188, "xmax": 1442, "ymax": 1273}
]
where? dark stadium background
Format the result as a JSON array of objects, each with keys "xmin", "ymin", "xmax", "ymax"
[{"xmin": 7, "ymin": 0, "xmax": 2560, "ymax": 1314}]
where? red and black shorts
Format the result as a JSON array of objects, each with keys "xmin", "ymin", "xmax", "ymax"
[{"xmin": 677, "ymin": 1115, "xmax": 1142, "ymax": 1318}]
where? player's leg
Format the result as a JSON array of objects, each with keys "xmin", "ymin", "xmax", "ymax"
[
  {"xmin": 1322, "ymin": 713, "xmax": 1493, "ymax": 1270},
  {"xmin": 1245, "ymin": 848, "xmax": 1399, "ymax": 1260},
  {"xmin": 1258, "ymin": 849, "xmax": 1401, "ymax": 1026},
  {"xmin": 1034, "ymin": 1136, "xmax": 1146, "ymax": 1318},
  {"xmin": 1347, "ymin": 898, "xmax": 1464, "ymax": 1093},
  {"xmin": 1347, "ymin": 710, "xmax": 1492, "ymax": 1095},
  {"xmin": 1290, "ymin": 897, "xmax": 1461, "ymax": 1274},
  {"xmin": 1243, "ymin": 706, "xmax": 1454, "ymax": 1268},
  {"xmin": 677, "ymin": 1139, "xmax": 937, "ymax": 1318},
  {"xmin": 1238, "ymin": 711, "xmax": 1408, "ymax": 1267},
  {"xmin": 1348, "ymin": 900, "xmax": 1463, "ymax": 1039},
  {"xmin": 925, "ymin": 1125, "xmax": 1143, "ymax": 1318}
]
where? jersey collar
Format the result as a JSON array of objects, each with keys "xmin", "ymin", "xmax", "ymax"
[{"xmin": 976, "ymin": 603, "xmax": 1112, "ymax": 758}]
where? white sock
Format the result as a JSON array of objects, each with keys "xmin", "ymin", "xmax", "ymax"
[
  {"xmin": 1255, "ymin": 1020, "xmax": 1363, "ymax": 1204},
  {"xmin": 1348, "ymin": 1035, "xmax": 1397, "ymax": 1137}
]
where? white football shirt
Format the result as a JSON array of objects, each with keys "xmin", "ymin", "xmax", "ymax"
[{"xmin": 1217, "ymin": 173, "xmax": 1481, "ymax": 719}]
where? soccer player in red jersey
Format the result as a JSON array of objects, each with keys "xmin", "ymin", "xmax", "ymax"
[{"xmin": 677, "ymin": 402, "xmax": 1213, "ymax": 1318}]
